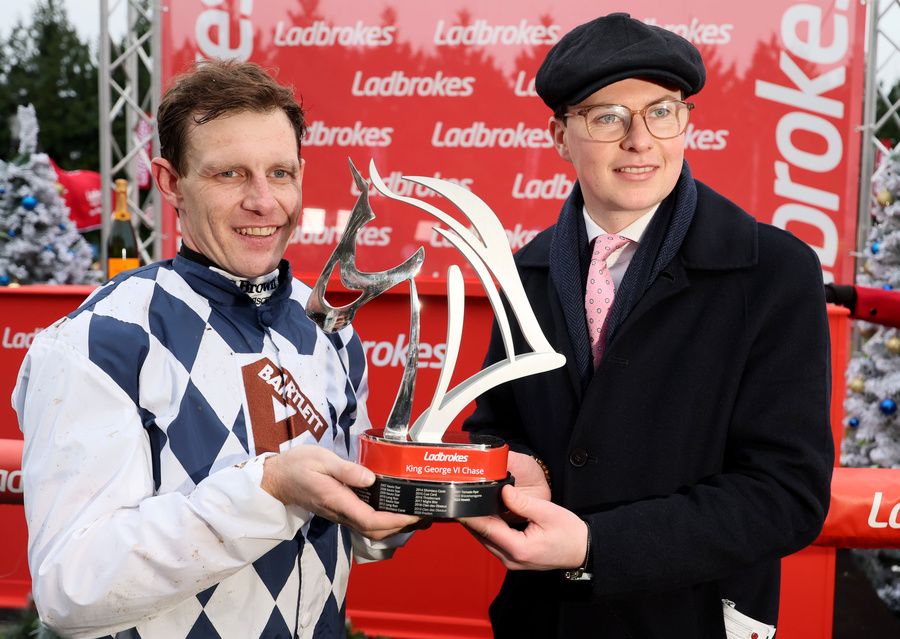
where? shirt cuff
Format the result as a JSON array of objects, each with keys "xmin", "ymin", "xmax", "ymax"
[{"xmin": 351, "ymin": 530, "xmax": 414, "ymax": 564}]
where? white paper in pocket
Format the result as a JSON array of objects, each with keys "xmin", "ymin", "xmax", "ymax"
[{"xmin": 722, "ymin": 599, "xmax": 776, "ymax": 639}]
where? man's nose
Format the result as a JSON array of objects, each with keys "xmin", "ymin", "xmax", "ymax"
[
  {"xmin": 243, "ymin": 175, "xmax": 277, "ymax": 213},
  {"xmin": 620, "ymin": 115, "xmax": 655, "ymax": 152}
]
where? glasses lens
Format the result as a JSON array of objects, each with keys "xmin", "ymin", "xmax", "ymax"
[
  {"xmin": 584, "ymin": 105, "xmax": 630, "ymax": 142},
  {"xmin": 644, "ymin": 101, "xmax": 690, "ymax": 139}
]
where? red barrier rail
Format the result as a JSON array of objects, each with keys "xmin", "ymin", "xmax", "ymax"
[{"xmin": 816, "ymin": 467, "xmax": 900, "ymax": 548}]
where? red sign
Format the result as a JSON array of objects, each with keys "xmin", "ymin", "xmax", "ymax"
[
  {"xmin": 357, "ymin": 431, "xmax": 509, "ymax": 482},
  {"xmin": 161, "ymin": 0, "xmax": 865, "ymax": 285},
  {"xmin": 816, "ymin": 467, "xmax": 900, "ymax": 548}
]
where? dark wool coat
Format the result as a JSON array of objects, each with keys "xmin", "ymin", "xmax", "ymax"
[{"xmin": 464, "ymin": 177, "xmax": 834, "ymax": 638}]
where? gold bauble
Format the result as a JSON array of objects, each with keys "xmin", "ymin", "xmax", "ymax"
[
  {"xmin": 888, "ymin": 336, "xmax": 900, "ymax": 354},
  {"xmin": 864, "ymin": 260, "xmax": 873, "ymax": 275},
  {"xmin": 849, "ymin": 377, "xmax": 865, "ymax": 393},
  {"xmin": 7, "ymin": 282, "xmax": 21, "ymax": 288},
  {"xmin": 877, "ymin": 189, "xmax": 894, "ymax": 207}
]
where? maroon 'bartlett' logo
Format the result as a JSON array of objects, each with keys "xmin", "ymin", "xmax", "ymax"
[{"xmin": 241, "ymin": 357, "xmax": 328, "ymax": 453}]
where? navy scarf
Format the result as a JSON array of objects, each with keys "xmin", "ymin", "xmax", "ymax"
[{"xmin": 549, "ymin": 161, "xmax": 698, "ymax": 383}]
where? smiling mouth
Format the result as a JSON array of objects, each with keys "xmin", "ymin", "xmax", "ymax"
[
  {"xmin": 236, "ymin": 226, "xmax": 278, "ymax": 237},
  {"xmin": 616, "ymin": 166, "xmax": 655, "ymax": 174}
]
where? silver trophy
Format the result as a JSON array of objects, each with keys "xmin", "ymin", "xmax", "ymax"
[{"xmin": 306, "ymin": 159, "xmax": 564, "ymax": 517}]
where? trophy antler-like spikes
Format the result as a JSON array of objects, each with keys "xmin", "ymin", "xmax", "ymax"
[
  {"xmin": 306, "ymin": 160, "xmax": 424, "ymax": 333},
  {"xmin": 369, "ymin": 160, "xmax": 555, "ymax": 358},
  {"xmin": 367, "ymin": 161, "xmax": 565, "ymax": 443},
  {"xmin": 382, "ymin": 279, "xmax": 420, "ymax": 441}
]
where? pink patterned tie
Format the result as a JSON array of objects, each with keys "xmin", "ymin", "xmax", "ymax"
[{"xmin": 585, "ymin": 234, "xmax": 629, "ymax": 368}]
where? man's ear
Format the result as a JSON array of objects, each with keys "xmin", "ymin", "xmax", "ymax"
[
  {"xmin": 151, "ymin": 157, "xmax": 182, "ymax": 212},
  {"xmin": 548, "ymin": 116, "xmax": 572, "ymax": 163}
]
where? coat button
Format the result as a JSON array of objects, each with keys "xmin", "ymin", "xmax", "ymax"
[{"xmin": 569, "ymin": 448, "xmax": 588, "ymax": 467}]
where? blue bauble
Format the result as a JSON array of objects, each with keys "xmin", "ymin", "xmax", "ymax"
[
  {"xmin": 0, "ymin": 275, "xmax": 8, "ymax": 285},
  {"xmin": 21, "ymin": 195, "xmax": 38, "ymax": 210},
  {"xmin": 7, "ymin": 229, "xmax": 15, "ymax": 238},
  {"xmin": 848, "ymin": 417, "xmax": 860, "ymax": 428},
  {"xmin": 0, "ymin": 187, "xmax": 6, "ymax": 195},
  {"xmin": 872, "ymin": 242, "xmax": 881, "ymax": 254},
  {"xmin": 879, "ymin": 398, "xmax": 897, "ymax": 415},
  {"xmin": 884, "ymin": 284, "xmax": 894, "ymax": 291}
]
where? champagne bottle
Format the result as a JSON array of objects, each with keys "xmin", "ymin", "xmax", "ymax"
[{"xmin": 106, "ymin": 178, "xmax": 141, "ymax": 278}]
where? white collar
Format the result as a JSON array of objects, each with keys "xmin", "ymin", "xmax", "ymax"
[
  {"xmin": 582, "ymin": 203, "xmax": 659, "ymax": 244},
  {"xmin": 209, "ymin": 266, "xmax": 280, "ymax": 306}
]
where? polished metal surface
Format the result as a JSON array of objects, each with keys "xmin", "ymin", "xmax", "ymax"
[
  {"xmin": 306, "ymin": 160, "xmax": 423, "ymax": 440},
  {"xmin": 307, "ymin": 159, "xmax": 565, "ymax": 443},
  {"xmin": 367, "ymin": 160, "xmax": 565, "ymax": 442},
  {"xmin": 360, "ymin": 430, "xmax": 505, "ymax": 450},
  {"xmin": 306, "ymin": 160, "xmax": 424, "ymax": 334},
  {"xmin": 383, "ymin": 278, "xmax": 420, "ymax": 440}
]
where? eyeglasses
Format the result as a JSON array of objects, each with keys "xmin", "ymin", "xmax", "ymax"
[{"xmin": 563, "ymin": 100, "xmax": 695, "ymax": 142}]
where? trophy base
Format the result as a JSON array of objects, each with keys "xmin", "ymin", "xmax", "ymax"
[
  {"xmin": 354, "ymin": 473, "xmax": 514, "ymax": 517},
  {"xmin": 356, "ymin": 429, "xmax": 511, "ymax": 517}
]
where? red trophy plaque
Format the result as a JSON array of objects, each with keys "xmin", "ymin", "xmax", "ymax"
[{"xmin": 306, "ymin": 160, "xmax": 565, "ymax": 517}]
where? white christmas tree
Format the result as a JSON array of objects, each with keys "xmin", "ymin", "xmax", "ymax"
[
  {"xmin": 843, "ymin": 146, "xmax": 900, "ymax": 614},
  {"xmin": 0, "ymin": 104, "xmax": 97, "ymax": 285}
]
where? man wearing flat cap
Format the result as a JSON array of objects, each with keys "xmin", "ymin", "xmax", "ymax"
[{"xmin": 462, "ymin": 13, "xmax": 833, "ymax": 638}]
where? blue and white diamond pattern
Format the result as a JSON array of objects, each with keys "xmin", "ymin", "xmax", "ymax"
[{"xmin": 60, "ymin": 259, "xmax": 367, "ymax": 638}]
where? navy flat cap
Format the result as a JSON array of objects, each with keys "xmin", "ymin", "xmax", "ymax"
[{"xmin": 536, "ymin": 13, "xmax": 706, "ymax": 112}]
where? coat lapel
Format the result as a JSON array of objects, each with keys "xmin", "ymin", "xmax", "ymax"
[
  {"xmin": 548, "ymin": 283, "xmax": 585, "ymax": 402},
  {"xmin": 606, "ymin": 179, "xmax": 759, "ymax": 352},
  {"xmin": 522, "ymin": 168, "xmax": 758, "ymax": 402},
  {"xmin": 517, "ymin": 228, "xmax": 584, "ymax": 403},
  {"xmin": 607, "ymin": 258, "xmax": 689, "ymax": 346},
  {"xmin": 548, "ymin": 183, "xmax": 594, "ymax": 384}
]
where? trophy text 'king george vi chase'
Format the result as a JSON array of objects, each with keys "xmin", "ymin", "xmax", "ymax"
[{"xmin": 306, "ymin": 159, "xmax": 565, "ymax": 517}]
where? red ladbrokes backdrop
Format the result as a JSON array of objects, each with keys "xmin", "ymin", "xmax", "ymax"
[
  {"xmin": 164, "ymin": 0, "xmax": 864, "ymax": 285},
  {"xmin": 0, "ymin": 2, "xmax": 886, "ymax": 638}
]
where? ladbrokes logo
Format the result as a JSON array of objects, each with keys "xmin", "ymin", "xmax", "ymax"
[
  {"xmin": 427, "ymin": 223, "xmax": 539, "ymax": 251},
  {"xmin": 0, "ymin": 469, "xmax": 23, "ymax": 496},
  {"xmin": 431, "ymin": 122, "xmax": 553, "ymax": 149},
  {"xmin": 195, "ymin": 0, "xmax": 253, "ymax": 61},
  {"xmin": 868, "ymin": 491, "xmax": 900, "ymax": 529},
  {"xmin": 351, "ymin": 171, "xmax": 473, "ymax": 199},
  {"xmin": 351, "ymin": 71, "xmax": 475, "ymax": 98},
  {"xmin": 683, "ymin": 124, "xmax": 729, "ymax": 151},
  {"xmin": 423, "ymin": 451, "xmax": 469, "ymax": 463},
  {"xmin": 290, "ymin": 223, "xmax": 391, "ymax": 247},
  {"xmin": 513, "ymin": 71, "xmax": 538, "ymax": 97},
  {"xmin": 274, "ymin": 20, "xmax": 396, "ymax": 47},
  {"xmin": 303, "ymin": 121, "xmax": 393, "ymax": 147},
  {"xmin": 434, "ymin": 19, "xmax": 561, "ymax": 46},
  {"xmin": 362, "ymin": 334, "xmax": 446, "ymax": 369},
  {"xmin": 2, "ymin": 326, "xmax": 41, "ymax": 349},
  {"xmin": 512, "ymin": 173, "xmax": 574, "ymax": 200},
  {"xmin": 241, "ymin": 358, "xmax": 327, "ymax": 453},
  {"xmin": 642, "ymin": 17, "xmax": 734, "ymax": 45}
]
